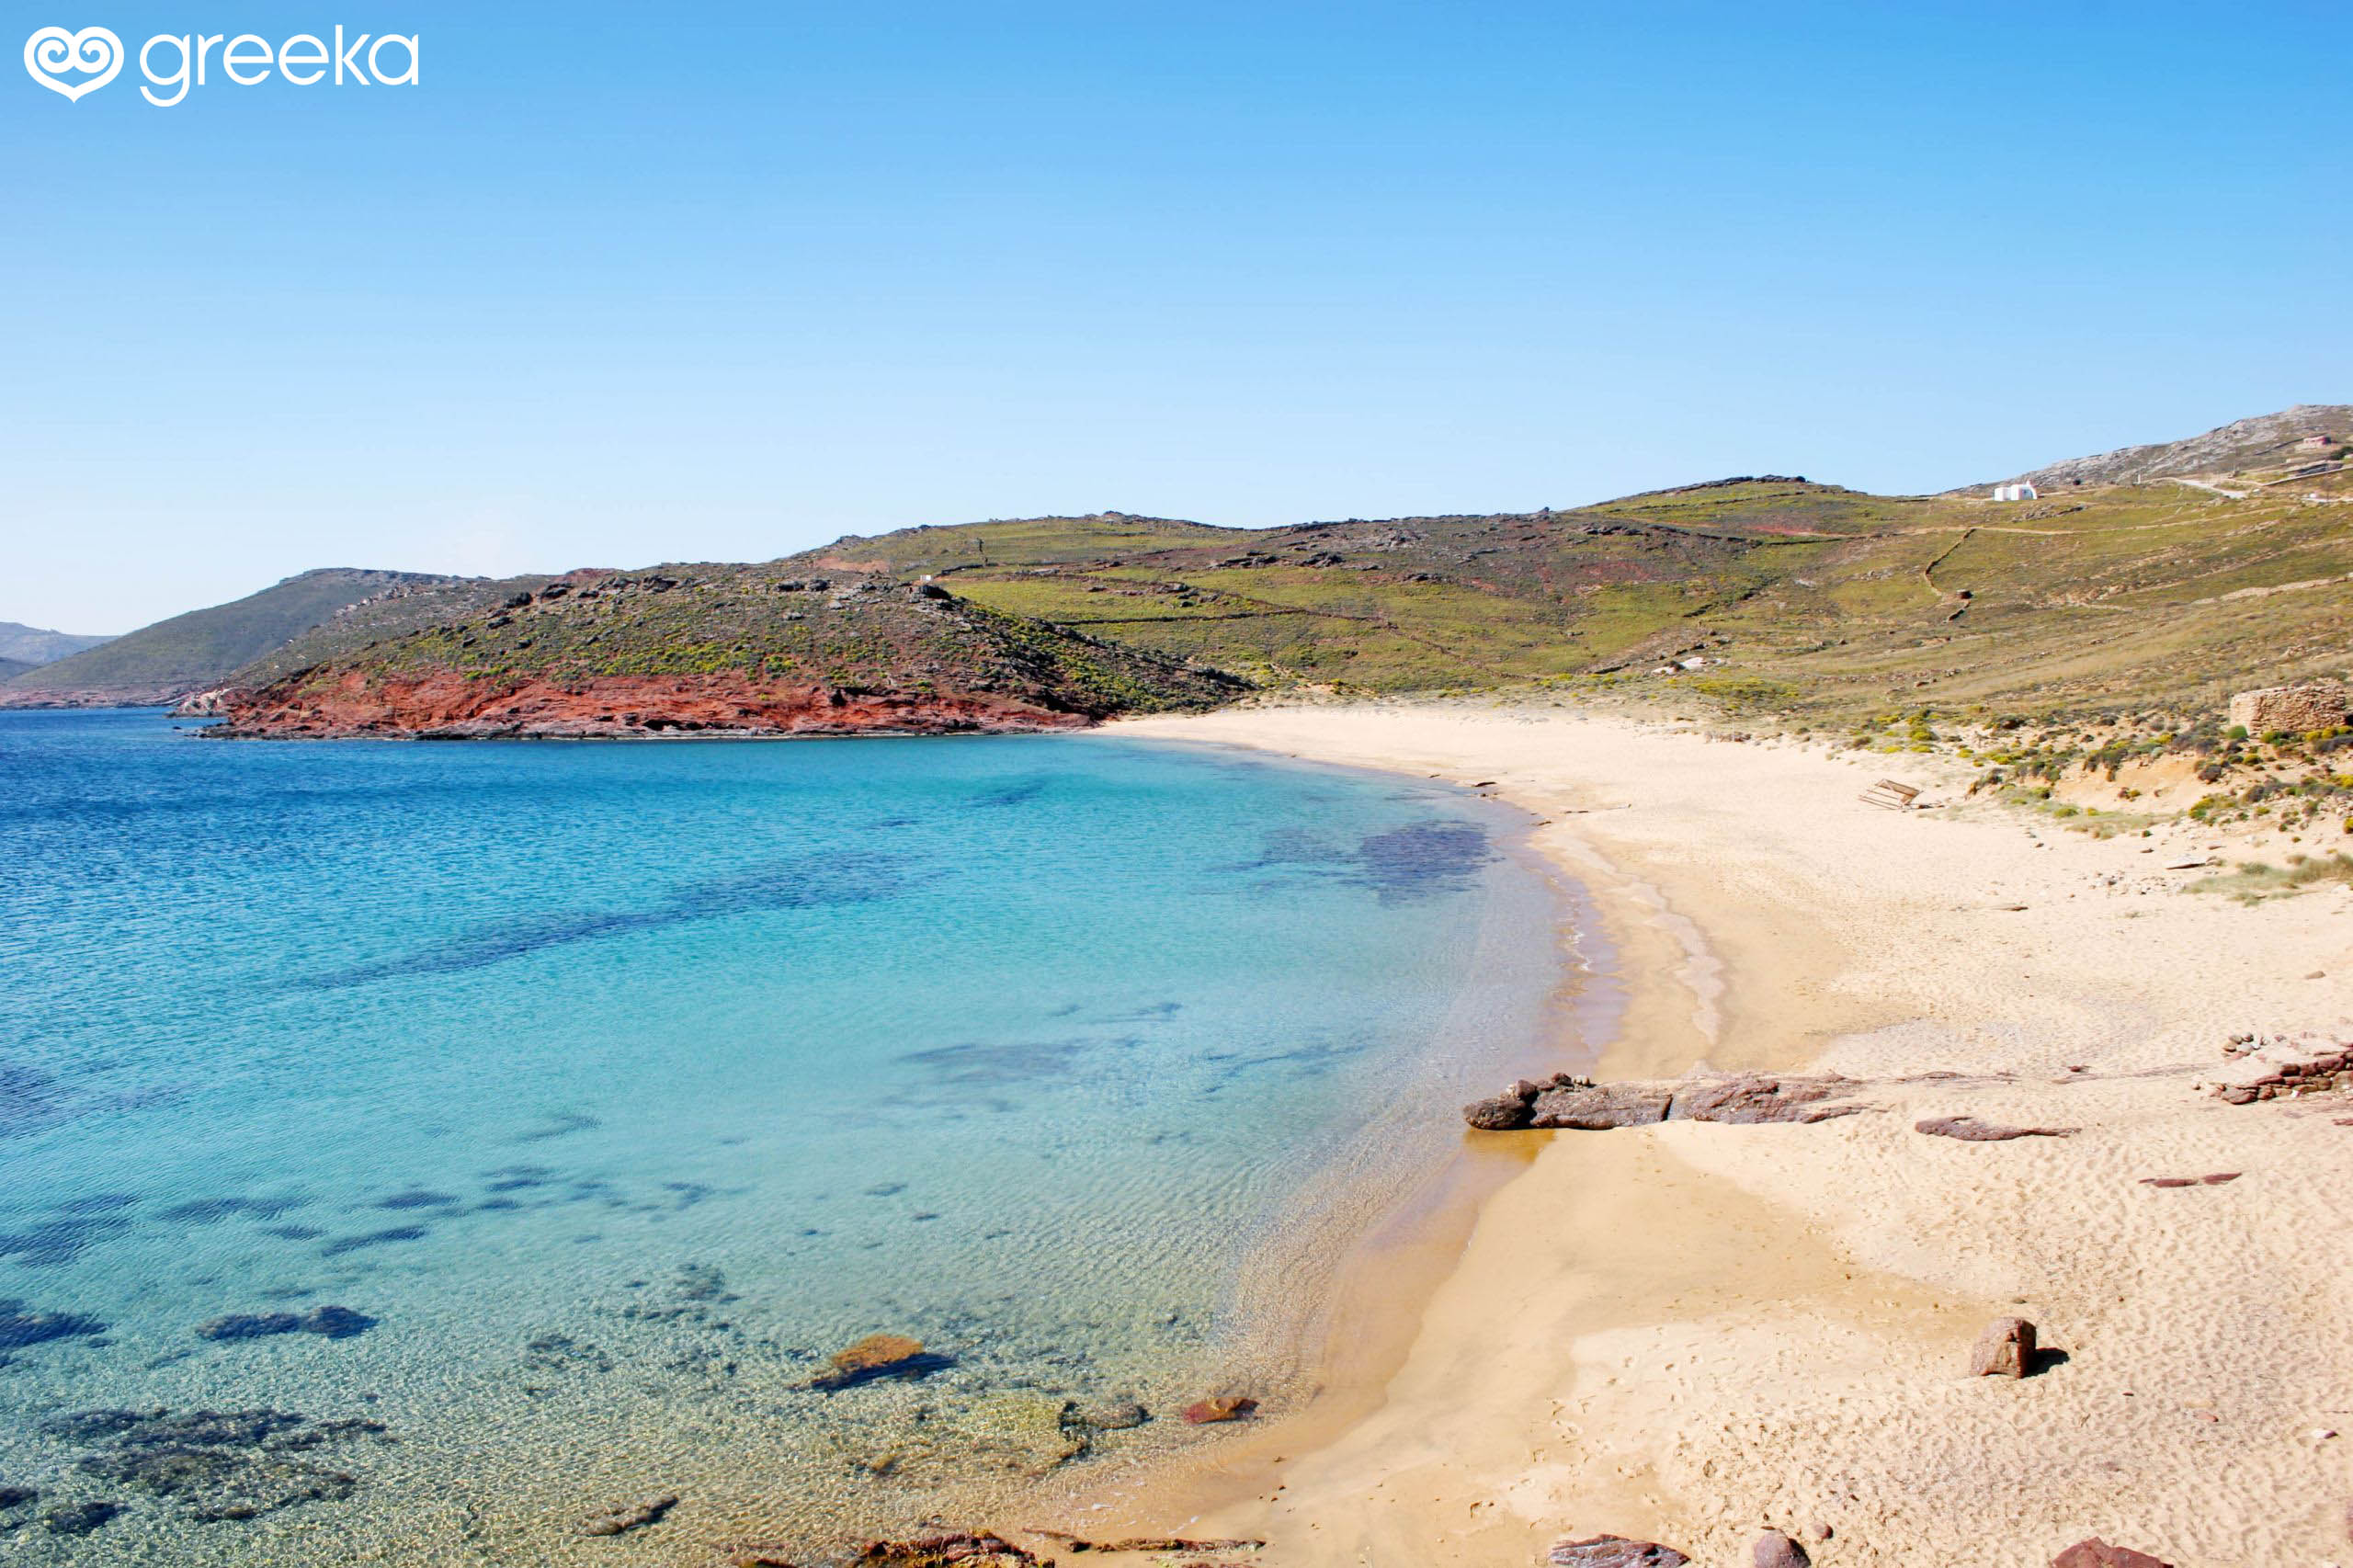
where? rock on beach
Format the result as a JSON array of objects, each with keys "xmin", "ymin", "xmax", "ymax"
[{"xmin": 1971, "ymin": 1316, "xmax": 2038, "ymax": 1378}]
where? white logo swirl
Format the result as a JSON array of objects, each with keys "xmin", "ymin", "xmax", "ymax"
[{"xmin": 24, "ymin": 25, "xmax": 123, "ymax": 100}]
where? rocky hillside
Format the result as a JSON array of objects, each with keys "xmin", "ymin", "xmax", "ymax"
[
  {"xmin": 25, "ymin": 405, "xmax": 2349, "ymax": 735},
  {"xmin": 813, "ymin": 468, "xmax": 2353, "ymax": 724},
  {"xmin": 1983, "ymin": 404, "xmax": 2351, "ymax": 492},
  {"xmin": 206, "ymin": 566, "xmax": 1245, "ymax": 738},
  {"xmin": 0, "ymin": 569, "xmax": 462, "ymax": 708},
  {"xmin": 0, "ymin": 620, "xmax": 113, "ymax": 667}
]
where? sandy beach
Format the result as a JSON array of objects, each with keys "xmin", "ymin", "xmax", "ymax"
[{"xmin": 1056, "ymin": 701, "xmax": 2353, "ymax": 1568}]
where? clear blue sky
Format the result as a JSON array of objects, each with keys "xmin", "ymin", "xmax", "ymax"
[{"xmin": 5, "ymin": 1, "xmax": 2346, "ymax": 632}]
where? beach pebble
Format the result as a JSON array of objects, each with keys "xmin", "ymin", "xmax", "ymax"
[
  {"xmin": 1547, "ymin": 1537, "xmax": 1689, "ymax": 1567},
  {"xmin": 1971, "ymin": 1316, "xmax": 2038, "ymax": 1379},
  {"xmin": 2050, "ymin": 1540, "xmax": 2173, "ymax": 1568},
  {"xmin": 1754, "ymin": 1528, "xmax": 1811, "ymax": 1566}
]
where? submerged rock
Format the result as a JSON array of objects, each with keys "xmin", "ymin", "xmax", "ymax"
[
  {"xmin": 1971, "ymin": 1317, "xmax": 2038, "ymax": 1379},
  {"xmin": 812, "ymin": 1334, "xmax": 944, "ymax": 1390},
  {"xmin": 580, "ymin": 1493, "xmax": 677, "ymax": 1537},
  {"xmin": 39, "ymin": 1500, "xmax": 121, "ymax": 1537},
  {"xmin": 1548, "ymin": 1536, "xmax": 1690, "ymax": 1566},
  {"xmin": 854, "ymin": 1531, "xmax": 1042, "ymax": 1565},
  {"xmin": 44, "ymin": 1406, "xmax": 381, "ymax": 1524},
  {"xmin": 1067, "ymin": 1399, "xmax": 1150, "ymax": 1432},
  {"xmin": 195, "ymin": 1304, "xmax": 375, "ymax": 1342},
  {"xmin": 1180, "ymin": 1395, "xmax": 1257, "ymax": 1425}
]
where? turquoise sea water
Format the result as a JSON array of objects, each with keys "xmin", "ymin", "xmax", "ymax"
[{"xmin": 0, "ymin": 710, "xmax": 1562, "ymax": 1564}]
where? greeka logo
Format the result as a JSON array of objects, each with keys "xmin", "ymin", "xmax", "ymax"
[
  {"xmin": 23, "ymin": 22, "xmax": 418, "ymax": 106},
  {"xmin": 23, "ymin": 26, "xmax": 122, "ymax": 99}
]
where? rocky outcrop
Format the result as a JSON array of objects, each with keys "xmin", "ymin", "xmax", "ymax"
[
  {"xmin": 1465, "ymin": 1074, "xmax": 1868, "ymax": 1132},
  {"xmin": 2211, "ymin": 1041, "xmax": 2353, "ymax": 1104},
  {"xmin": 206, "ymin": 671, "xmax": 1107, "ymax": 741},
  {"xmin": 1548, "ymin": 1537, "xmax": 1690, "ymax": 1566},
  {"xmin": 2227, "ymin": 682, "xmax": 2348, "ymax": 735},
  {"xmin": 197, "ymin": 570, "xmax": 1247, "ymax": 739},
  {"xmin": 1970, "ymin": 1316, "xmax": 2037, "ymax": 1379}
]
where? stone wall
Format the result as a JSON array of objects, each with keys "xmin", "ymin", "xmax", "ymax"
[{"xmin": 2226, "ymin": 682, "xmax": 2349, "ymax": 734}]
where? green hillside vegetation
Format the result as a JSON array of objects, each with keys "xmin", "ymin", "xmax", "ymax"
[
  {"xmin": 244, "ymin": 563, "xmax": 1244, "ymax": 719},
  {"xmin": 1, "ymin": 568, "xmax": 462, "ymax": 705},
  {"xmin": 764, "ymin": 482, "xmax": 2351, "ymax": 728},
  {"xmin": 28, "ymin": 411, "xmax": 2353, "ymax": 755},
  {"xmin": 0, "ymin": 656, "xmax": 35, "ymax": 682}
]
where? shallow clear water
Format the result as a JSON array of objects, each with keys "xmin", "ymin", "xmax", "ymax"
[{"xmin": 0, "ymin": 710, "xmax": 1560, "ymax": 1563}]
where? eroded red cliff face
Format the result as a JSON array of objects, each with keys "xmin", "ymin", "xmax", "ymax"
[{"xmin": 208, "ymin": 669, "xmax": 1098, "ymax": 739}]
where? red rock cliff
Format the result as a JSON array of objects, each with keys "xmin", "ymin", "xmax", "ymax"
[{"xmin": 207, "ymin": 669, "xmax": 1099, "ymax": 739}]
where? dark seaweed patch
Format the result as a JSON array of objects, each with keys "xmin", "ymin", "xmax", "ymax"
[
  {"xmin": 319, "ymin": 1226, "xmax": 427, "ymax": 1258},
  {"xmin": 39, "ymin": 1500, "xmax": 119, "ymax": 1536},
  {"xmin": 1237, "ymin": 819, "xmax": 1494, "ymax": 903},
  {"xmin": 0, "ymin": 1301, "xmax": 108, "ymax": 1350},
  {"xmin": 159, "ymin": 1197, "xmax": 307, "ymax": 1226},
  {"xmin": 893, "ymin": 1038, "xmax": 1103, "ymax": 1087},
  {"xmin": 0, "ymin": 1214, "xmax": 128, "ymax": 1267},
  {"xmin": 195, "ymin": 1306, "xmax": 373, "ymax": 1342},
  {"xmin": 513, "ymin": 1112, "xmax": 599, "ymax": 1144},
  {"xmin": 480, "ymin": 1165, "xmax": 557, "ymax": 1191},
  {"xmin": 0, "ymin": 1061, "xmax": 72, "ymax": 1137},
  {"xmin": 972, "ymin": 777, "xmax": 1050, "ymax": 808},
  {"xmin": 55, "ymin": 1194, "xmax": 139, "ymax": 1215},
  {"xmin": 56, "ymin": 1407, "xmax": 381, "ymax": 1524},
  {"xmin": 307, "ymin": 851, "xmax": 907, "ymax": 986},
  {"xmin": 371, "ymin": 1190, "xmax": 460, "ymax": 1211},
  {"xmin": 1354, "ymin": 822, "xmax": 1495, "ymax": 899},
  {"xmin": 1198, "ymin": 1038, "xmax": 1363, "ymax": 1091}
]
